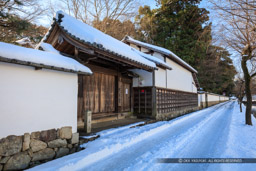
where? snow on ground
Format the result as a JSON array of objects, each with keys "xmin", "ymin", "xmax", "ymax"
[{"xmin": 28, "ymin": 101, "xmax": 256, "ymax": 171}]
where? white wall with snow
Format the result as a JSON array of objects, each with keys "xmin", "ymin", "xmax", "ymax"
[
  {"xmin": 166, "ymin": 58, "xmax": 197, "ymax": 93},
  {"xmin": 208, "ymin": 94, "xmax": 221, "ymax": 102},
  {"xmin": 141, "ymin": 47, "xmax": 149, "ymax": 53},
  {"xmin": 198, "ymin": 93, "xmax": 229, "ymax": 106},
  {"xmin": 130, "ymin": 69, "xmax": 153, "ymax": 87},
  {"xmin": 155, "ymin": 68, "xmax": 166, "ymax": 88},
  {"xmin": 153, "ymin": 52, "xmax": 165, "ymax": 61},
  {"xmin": 0, "ymin": 62, "xmax": 78, "ymax": 138}
]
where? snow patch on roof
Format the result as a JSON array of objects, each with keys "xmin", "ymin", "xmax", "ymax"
[
  {"xmin": 53, "ymin": 11, "xmax": 156, "ymax": 69},
  {"xmin": 123, "ymin": 36, "xmax": 197, "ymax": 73},
  {"xmin": 131, "ymin": 48, "xmax": 171, "ymax": 69},
  {"xmin": 15, "ymin": 37, "xmax": 35, "ymax": 47},
  {"xmin": 0, "ymin": 42, "xmax": 92, "ymax": 74},
  {"xmin": 36, "ymin": 42, "xmax": 60, "ymax": 55}
]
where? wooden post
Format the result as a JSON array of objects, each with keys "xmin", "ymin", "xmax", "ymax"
[
  {"xmin": 84, "ymin": 110, "xmax": 92, "ymax": 133},
  {"xmin": 152, "ymin": 87, "xmax": 157, "ymax": 118},
  {"xmin": 205, "ymin": 93, "xmax": 208, "ymax": 108}
]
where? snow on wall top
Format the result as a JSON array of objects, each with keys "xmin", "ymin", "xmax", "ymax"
[
  {"xmin": 0, "ymin": 42, "xmax": 92, "ymax": 75},
  {"xmin": 36, "ymin": 42, "xmax": 60, "ymax": 55},
  {"xmin": 123, "ymin": 36, "xmax": 197, "ymax": 73},
  {"xmin": 48, "ymin": 11, "xmax": 156, "ymax": 70},
  {"xmin": 131, "ymin": 48, "xmax": 172, "ymax": 70}
]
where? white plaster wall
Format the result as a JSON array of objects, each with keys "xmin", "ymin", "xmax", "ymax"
[
  {"xmin": 130, "ymin": 69, "xmax": 153, "ymax": 87},
  {"xmin": 141, "ymin": 47, "xmax": 150, "ymax": 53},
  {"xmin": 166, "ymin": 58, "xmax": 197, "ymax": 93},
  {"xmin": 0, "ymin": 62, "xmax": 78, "ymax": 138},
  {"xmin": 153, "ymin": 52, "xmax": 165, "ymax": 61},
  {"xmin": 208, "ymin": 94, "xmax": 221, "ymax": 102},
  {"xmin": 130, "ymin": 44, "xmax": 139, "ymax": 50},
  {"xmin": 155, "ymin": 67, "xmax": 166, "ymax": 88}
]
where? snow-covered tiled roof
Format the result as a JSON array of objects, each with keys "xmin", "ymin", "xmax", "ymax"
[
  {"xmin": 0, "ymin": 42, "xmax": 92, "ymax": 75},
  {"xmin": 131, "ymin": 48, "xmax": 172, "ymax": 70},
  {"xmin": 44, "ymin": 11, "xmax": 157, "ymax": 70},
  {"xmin": 123, "ymin": 36, "xmax": 197, "ymax": 73},
  {"xmin": 36, "ymin": 42, "xmax": 60, "ymax": 55}
]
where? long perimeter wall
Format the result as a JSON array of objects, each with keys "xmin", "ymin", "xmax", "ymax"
[{"xmin": 198, "ymin": 92, "xmax": 229, "ymax": 109}]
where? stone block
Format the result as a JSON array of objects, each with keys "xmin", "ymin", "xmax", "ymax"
[
  {"xmin": 59, "ymin": 127, "xmax": 72, "ymax": 139},
  {"xmin": 71, "ymin": 133, "xmax": 79, "ymax": 144},
  {"xmin": 31, "ymin": 131, "xmax": 40, "ymax": 140},
  {"xmin": 0, "ymin": 136, "xmax": 22, "ymax": 156},
  {"xmin": 27, "ymin": 149, "xmax": 33, "ymax": 158},
  {"xmin": 56, "ymin": 148, "xmax": 69, "ymax": 158},
  {"xmin": 40, "ymin": 129, "xmax": 56, "ymax": 142},
  {"xmin": 0, "ymin": 157, "xmax": 10, "ymax": 164},
  {"xmin": 56, "ymin": 129, "xmax": 60, "ymax": 139},
  {"xmin": 22, "ymin": 133, "xmax": 30, "ymax": 151},
  {"xmin": 32, "ymin": 148, "xmax": 55, "ymax": 161},
  {"xmin": 69, "ymin": 148, "xmax": 76, "ymax": 154},
  {"xmin": 30, "ymin": 139, "xmax": 47, "ymax": 152},
  {"xmin": 67, "ymin": 144, "xmax": 72, "ymax": 149},
  {"xmin": 48, "ymin": 139, "xmax": 67, "ymax": 148},
  {"xmin": 3, "ymin": 152, "xmax": 30, "ymax": 171}
]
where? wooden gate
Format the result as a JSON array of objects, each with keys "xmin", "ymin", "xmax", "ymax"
[
  {"xmin": 78, "ymin": 72, "xmax": 115, "ymax": 121},
  {"xmin": 120, "ymin": 81, "xmax": 131, "ymax": 112},
  {"xmin": 78, "ymin": 72, "xmax": 133, "ymax": 122}
]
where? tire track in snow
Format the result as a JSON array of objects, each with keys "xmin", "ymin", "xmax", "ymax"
[
  {"xmin": 74, "ymin": 102, "xmax": 232, "ymax": 171},
  {"xmin": 28, "ymin": 102, "xmax": 232, "ymax": 171},
  {"xmin": 100, "ymin": 102, "xmax": 234, "ymax": 171}
]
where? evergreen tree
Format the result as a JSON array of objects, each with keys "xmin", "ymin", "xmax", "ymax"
[
  {"xmin": 135, "ymin": 0, "xmax": 236, "ymax": 94},
  {"xmin": 136, "ymin": 0, "xmax": 210, "ymax": 68},
  {"xmin": 198, "ymin": 46, "xmax": 237, "ymax": 95},
  {"xmin": 0, "ymin": 0, "xmax": 47, "ymax": 45}
]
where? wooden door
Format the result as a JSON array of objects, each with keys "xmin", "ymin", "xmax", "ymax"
[
  {"xmin": 78, "ymin": 73, "xmax": 115, "ymax": 116},
  {"xmin": 122, "ymin": 83, "xmax": 131, "ymax": 112}
]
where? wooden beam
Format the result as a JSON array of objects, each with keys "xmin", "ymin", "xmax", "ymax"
[{"xmin": 59, "ymin": 28, "xmax": 154, "ymax": 71}]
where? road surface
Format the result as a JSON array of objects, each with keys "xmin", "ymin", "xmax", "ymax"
[{"xmin": 29, "ymin": 101, "xmax": 256, "ymax": 171}]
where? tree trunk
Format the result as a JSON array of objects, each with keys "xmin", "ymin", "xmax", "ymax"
[
  {"xmin": 241, "ymin": 57, "xmax": 252, "ymax": 125},
  {"xmin": 240, "ymin": 102, "xmax": 242, "ymax": 113}
]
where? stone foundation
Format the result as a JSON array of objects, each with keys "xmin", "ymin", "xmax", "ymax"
[
  {"xmin": 0, "ymin": 126, "xmax": 81, "ymax": 170},
  {"xmin": 156, "ymin": 107, "xmax": 199, "ymax": 120}
]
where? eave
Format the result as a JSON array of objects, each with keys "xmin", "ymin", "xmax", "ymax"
[
  {"xmin": 0, "ymin": 56, "xmax": 91, "ymax": 75},
  {"xmin": 44, "ymin": 22, "xmax": 156, "ymax": 72}
]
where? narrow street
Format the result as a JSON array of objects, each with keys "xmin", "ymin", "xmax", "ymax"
[{"xmin": 29, "ymin": 101, "xmax": 256, "ymax": 171}]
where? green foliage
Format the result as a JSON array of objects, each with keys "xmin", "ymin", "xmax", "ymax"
[
  {"xmin": 136, "ymin": 0, "xmax": 210, "ymax": 67},
  {"xmin": 135, "ymin": 0, "xmax": 236, "ymax": 94},
  {"xmin": 0, "ymin": 0, "xmax": 47, "ymax": 45},
  {"xmin": 198, "ymin": 46, "xmax": 237, "ymax": 95}
]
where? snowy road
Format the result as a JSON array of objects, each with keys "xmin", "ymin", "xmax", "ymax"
[{"xmin": 29, "ymin": 101, "xmax": 256, "ymax": 171}]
